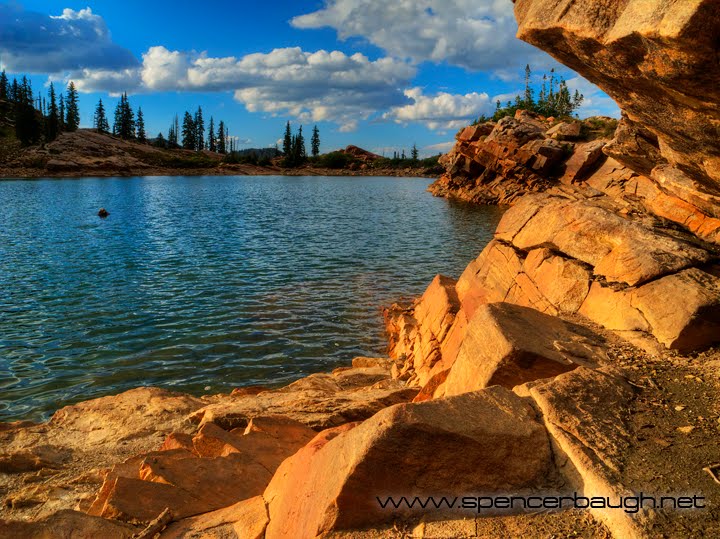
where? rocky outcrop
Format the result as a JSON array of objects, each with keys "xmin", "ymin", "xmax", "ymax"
[
  {"xmin": 264, "ymin": 387, "xmax": 556, "ymax": 538},
  {"xmin": 514, "ymin": 0, "xmax": 720, "ymax": 199},
  {"xmin": 431, "ymin": 112, "xmax": 579, "ymax": 205},
  {"xmin": 387, "ymin": 189, "xmax": 720, "ymax": 390}
]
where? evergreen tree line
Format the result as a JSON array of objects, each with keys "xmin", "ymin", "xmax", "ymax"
[
  {"xmin": 0, "ymin": 70, "xmax": 79, "ymax": 145},
  {"xmin": 389, "ymin": 144, "xmax": 419, "ymax": 161},
  {"xmin": 282, "ymin": 122, "xmax": 320, "ymax": 167},
  {"xmin": 1, "ymin": 70, "xmax": 232, "ymax": 153},
  {"xmin": 475, "ymin": 65, "xmax": 585, "ymax": 124}
]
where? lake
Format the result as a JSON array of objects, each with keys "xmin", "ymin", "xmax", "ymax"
[{"xmin": 0, "ymin": 175, "xmax": 503, "ymax": 421}]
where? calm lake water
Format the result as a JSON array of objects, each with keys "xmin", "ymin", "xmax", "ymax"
[{"xmin": 0, "ymin": 176, "xmax": 503, "ymax": 421}]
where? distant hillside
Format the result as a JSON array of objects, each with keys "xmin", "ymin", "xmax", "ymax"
[{"xmin": 0, "ymin": 130, "xmax": 440, "ymax": 179}]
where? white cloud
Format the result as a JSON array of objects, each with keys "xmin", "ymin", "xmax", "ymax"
[
  {"xmin": 292, "ymin": 0, "xmax": 550, "ymax": 72},
  {"xmin": 72, "ymin": 46, "xmax": 416, "ymax": 131},
  {"xmin": 424, "ymin": 141, "xmax": 455, "ymax": 154},
  {"xmin": 0, "ymin": 5, "xmax": 138, "ymax": 73},
  {"xmin": 384, "ymin": 88, "xmax": 493, "ymax": 130}
]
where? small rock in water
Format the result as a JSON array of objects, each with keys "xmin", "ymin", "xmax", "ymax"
[
  {"xmin": 98, "ymin": 208, "xmax": 109, "ymax": 218},
  {"xmin": 204, "ymin": 386, "xmax": 211, "ymax": 391}
]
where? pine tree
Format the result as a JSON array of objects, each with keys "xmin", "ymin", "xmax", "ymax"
[
  {"xmin": 136, "ymin": 107, "xmax": 146, "ymax": 143},
  {"xmin": 296, "ymin": 125, "xmax": 306, "ymax": 162},
  {"xmin": 15, "ymin": 77, "xmax": 41, "ymax": 145},
  {"xmin": 182, "ymin": 111, "xmax": 196, "ymax": 150},
  {"xmin": 93, "ymin": 99, "xmax": 109, "ymax": 134},
  {"xmin": 10, "ymin": 79, "xmax": 19, "ymax": 103},
  {"xmin": 0, "ymin": 70, "xmax": 8, "ymax": 100},
  {"xmin": 411, "ymin": 143, "xmax": 419, "ymax": 161},
  {"xmin": 65, "ymin": 82, "xmax": 80, "ymax": 131},
  {"xmin": 217, "ymin": 120, "xmax": 226, "ymax": 154},
  {"xmin": 58, "ymin": 94, "xmax": 65, "ymax": 133},
  {"xmin": 282, "ymin": 121, "xmax": 292, "ymax": 157},
  {"xmin": 311, "ymin": 125, "xmax": 320, "ymax": 157},
  {"xmin": 194, "ymin": 107, "xmax": 204, "ymax": 151},
  {"xmin": 46, "ymin": 83, "xmax": 59, "ymax": 142},
  {"xmin": 154, "ymin": 132, "xmax": 166, "ymax": 148},
  {"xmin": 113, "ymin": 93, "xmax": 135, "ymax": 139},
  {"xmin": 208, "ymin": 117, "xmax": 216, "ymax": 152},
  {"xmin": 523, "ymin": 64, "xmax": 534, "ymax": 109}
]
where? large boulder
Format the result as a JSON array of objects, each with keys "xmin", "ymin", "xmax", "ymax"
[
  {"xmin": 443, "ymin": 303, "xmax": 601, "ymax": 397},
  {"xmin": 263, "ymin": 387, "xmax": 555, "ymax": 538},
  {"xmin": 528, "ymin": 367, "xmax": 647, "ymax": 538},
  {"xmin": 630, "ymin": 268, "xmax": 720, "ymax": 351}
]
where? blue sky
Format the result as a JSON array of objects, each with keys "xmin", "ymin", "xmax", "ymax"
[{"xmin": 0, "ymin": 0, "xmax": 619, "ymax": 156}]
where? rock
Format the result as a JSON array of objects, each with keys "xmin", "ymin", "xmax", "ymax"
[
  {"xmin": 90, "ymin": 476, "xmax": 207, "ymax": 523},
  {"xmin": 457, "ymin": 123, "xmax": 492, "ymax": 143},
  {"xmin": 496, "ymin": 194, "xmax": 711, "ymax": 286},
  {"xmin": 456, "ymin": 241, "xmax": 523, "ymax": 318},
  {"xmin": 89, "ymin": 451, "xmax": 270, "ymax": 523},
  {"xmin": 443, "ymin": 303, "xmax": 600, "ymax": 397},
  {"xmin": 45, "ymin": 159, "xmax": 79, "ymax": 172},
  {"xmin": 546, "ymin": 121, "xmax": 582, "ymax": 141},
  {"xmin": 264, "ymin": 387, "xmax": 554, "ymax": 538},
  {"xmin": 514, "ymin": 0, "xmax": 720, "ymax": 202},
  {"xmin": 159, "ymin": 496, "xmax": 268, "ymax": 539},
  {"xmin": 602, "ymin": 116, "xmax": 665, "ymax": 177},
  {"xmin": 631, "ymin": 168, "xmax": 720, "ymax": 243},
  {"xmin": 429, "ymin": 114, "xmax": 558, "ymax": 205},
  {"xmin": 159, "ymin": 432, "xmax": 196, "ymax": 454},
  {"xmin": 97, "ymin": 208, "xmax": 109, "ymax": 218},
  {"xmin": 630, "ymin": 268, "xmax": 720, "ymax": 352},
  {"xmin": 579, "ymin": 283, "xmax": 650, "ymax": 332},
  {"xmin": 387, "ymin": 275, "xmax": 461, "ymax": 387},
  {"xmin": 522, "ymin": 248, "xmax": 592, "ymax": 314},
  {"xmin": 189, "ymin": 366, "xmax": 418, "ymax": 431},
  {"xmin": 350, "ymin": 357, "xmax": 394, "ymax": 370},
  {"xmin": 0, "ymin": 446, "xmax": 67, "ymax": 474},
  {"xmin": 528, "ymin": 367, "xmax": 647, "ymax": 538},
  {"xmin": 561, "ymin": 140, "xmax": 607, "ymax": 183},
  {"xmin": 0, "ymin": 510, "xmax": 136, "ymax": 539},
  {"xmin": 193, "ymin": 419, "xmax": 314, "ymax": 470},
  {"xmin": 49, "ymin": 387, "xmax": 205, "ymax": 448}
]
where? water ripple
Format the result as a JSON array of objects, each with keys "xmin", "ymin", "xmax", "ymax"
[{"xmin": 0, "ymin": 175, "xmax": 503, "ymax": 421}]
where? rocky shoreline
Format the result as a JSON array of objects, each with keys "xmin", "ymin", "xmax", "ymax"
[{"xmin": 3, "ymin": 1, "xmax": 720, "ymax": 538}]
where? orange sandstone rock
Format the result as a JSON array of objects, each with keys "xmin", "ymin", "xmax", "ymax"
[{"xmin": 264, "ymin": 388, "xmax": 553, "ymax": 538}]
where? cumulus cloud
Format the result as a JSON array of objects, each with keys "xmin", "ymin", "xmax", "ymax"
[
  {"xmin": 72, "ymin": 46, "xmax": 416, "ymax": 131},
  {"xmin": 0, "ymin": 5, "xmax": 138, "ymax": 73},
  {"xmin": 384, "ymin": 88, "xmax": 493, "ymax": 130},
  {"xmin": 292, "ymin": 0, "xmax": 549, "ymax": 72}
]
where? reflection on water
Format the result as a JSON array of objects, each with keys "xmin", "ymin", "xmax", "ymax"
[{"xmin": 0, "ymin": 175, "xmax": 503, "ymax": 421}]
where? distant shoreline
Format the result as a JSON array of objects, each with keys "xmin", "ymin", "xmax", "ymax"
[{"xmin": 0, "ymin": 165, "xmax": 440, "ymax": 180}]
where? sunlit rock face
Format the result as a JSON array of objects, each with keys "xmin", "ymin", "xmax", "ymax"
[{"xmin": 514, "ymin": 0, "xmax": 720, "ymax": 208}]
